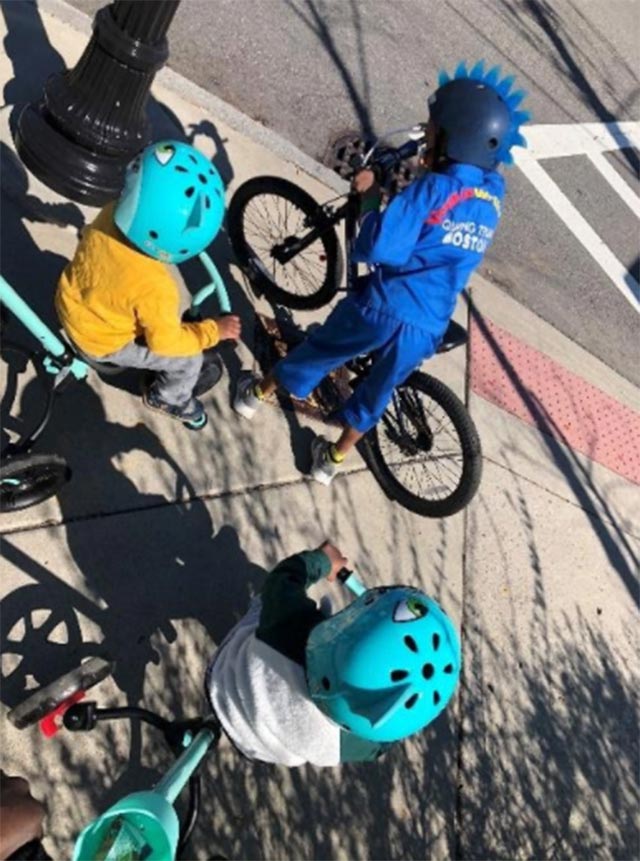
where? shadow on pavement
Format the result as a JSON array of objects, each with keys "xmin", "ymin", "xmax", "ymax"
[
  {"xmin": 469, "ymin": 301, "xmax": 639, "ymax": 611},
  {"xmin": 459, "ymin": 474, "xmax": 638, "ymax": 859}
]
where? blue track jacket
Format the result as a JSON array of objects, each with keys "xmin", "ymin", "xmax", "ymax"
[{"xmin": 352, "ymin": 162, "xmax": 505, "ymax": 337}]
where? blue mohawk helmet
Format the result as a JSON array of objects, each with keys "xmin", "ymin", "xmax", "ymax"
[{"xmin": 429, "ymin": 60, "xmax": 531, "ymax": 169}]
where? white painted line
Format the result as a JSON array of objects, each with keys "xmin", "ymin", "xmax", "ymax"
[
  {"xmin": 524, "ymin": 122, "xmax": 640, "ymax": 159},
  {"xmin": 587, "ymin": 152, "xmax": 640, "ymax": 218},
  {"xmin": 515, "ymin": 150, "xmax": 640, "ymax": 312}
]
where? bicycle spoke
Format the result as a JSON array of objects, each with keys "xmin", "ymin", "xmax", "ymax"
[
  {"xmin": 375, "ymin": 384, "xmax": 466, "ymax": 501},
  {"xmin": 239, "ymin": 189, "xmax": 330, "ymax": 300}
]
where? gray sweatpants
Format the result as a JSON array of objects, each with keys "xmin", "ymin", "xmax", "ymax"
[{"xmin": 88, "ymin": 341, "xmax": 203, "ymax": 407}]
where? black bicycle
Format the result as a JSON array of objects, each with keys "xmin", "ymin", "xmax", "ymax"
[{"xmin": 227, "ymin": 130, "xmax": 482, "ymax": 518}]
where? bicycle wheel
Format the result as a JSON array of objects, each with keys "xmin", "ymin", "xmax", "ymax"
[
  {"xmin": 361, "ymin": 372, "xmax": 482, "ymax": 517},
  {"xmin": 0, "ymin": 453, "xmax": 71, "ymax": 512},
  {"xmin": 228, "ymin": 176, "xmax": 342, "ymax": 309}
]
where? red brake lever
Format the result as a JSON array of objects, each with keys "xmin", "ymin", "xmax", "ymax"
[{"xmin": 39, "ymin": 690, "xmax": 86, "ymax": 737}]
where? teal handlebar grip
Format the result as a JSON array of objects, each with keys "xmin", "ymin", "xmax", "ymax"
[{"xmin": 337, "ymin": 568, "xmax": 367, "ymax": 597}]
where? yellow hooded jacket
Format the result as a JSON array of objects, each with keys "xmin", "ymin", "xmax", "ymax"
[{"xmin": 56, "ymin": 204, "xmax": 219, "ymax": 358}]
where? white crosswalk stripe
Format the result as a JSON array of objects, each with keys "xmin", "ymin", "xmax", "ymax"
[{"xmin": 515, "ymin": 122, "xmax": 640, "ymax": 312}]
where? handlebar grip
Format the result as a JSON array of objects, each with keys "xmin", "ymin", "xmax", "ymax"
[
  {"xmin": 337, "ymin": 568, "xmax": 367, "ymax": 597},
  {"xmin": 371, "ymin": 139, "xmax": 420, "ymax": 180}
]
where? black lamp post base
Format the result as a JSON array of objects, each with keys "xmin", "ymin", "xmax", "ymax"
[
  {"xmin": 16, "ymin": 102, "xmax": 126, "ymax": 207},
  {"xmin": 14, "ymin": 1, "xmax": 180, "ymax": 207}
]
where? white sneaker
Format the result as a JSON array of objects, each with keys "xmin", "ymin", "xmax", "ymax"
[
  {"xmin": 233, "ymin": 373, "xmax": 263, "ymax": 419},
  {"xmin": 311, "ymin": 436, "xmax": 339, "ymax": 486}
]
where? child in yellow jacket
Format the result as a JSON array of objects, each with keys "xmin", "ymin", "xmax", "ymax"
[{"xmin": 57, "ymin": 140, "xmax": 240, "ymax": 430}]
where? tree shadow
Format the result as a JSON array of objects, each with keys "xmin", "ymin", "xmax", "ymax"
[
  {"xmin": 446, "ymin": 0, "xmax": 640, "ymax": 173},
  {"xmin": 468, "ymin": 300, "xmax": 638, "ymax": 611},
  {"xmin": 459, "ymin": 472, "xmax": 638, "ymax": 859},
  {"xmin": 281, "ymin": 0, "xmax": 375, "ymax": 148}
]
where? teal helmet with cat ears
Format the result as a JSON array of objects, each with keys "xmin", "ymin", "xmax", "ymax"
[
  {"xmin": 306, "ymin": 586, "xmax": 461, "ymax": 743},
  {"xmin": 114, "ymin": 140, "xmax": 225, "ymax": 263}
]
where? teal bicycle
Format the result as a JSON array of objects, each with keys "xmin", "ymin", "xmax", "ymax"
[
  {"xmin": 6, "ymin": 569, "xmax": 365, "ymax": 861},
  {"xmin": 0, "ymin": 253, "xmax": 230, "ymax": 512}
]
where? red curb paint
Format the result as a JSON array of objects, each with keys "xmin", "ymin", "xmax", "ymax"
[{"xmin": 469, "ymin": 316, "xmax": 640, "ymax": 484}]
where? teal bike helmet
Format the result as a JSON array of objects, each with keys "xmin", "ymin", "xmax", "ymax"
[
  {"xmin": 114, "ymin": 140, "xmax": 225, "ymax": 263},
  {"xmin": 429, "ymin": 60, "xmax": 531, "ymax": 169},
  {"xmin": 306, "ymin": 586, "xmax": 460, "ymax": 743}
]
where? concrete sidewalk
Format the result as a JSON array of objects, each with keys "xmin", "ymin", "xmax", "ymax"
[{"xmin": 1, "ymin": 3, "xmax": 638, "ymax": 860}]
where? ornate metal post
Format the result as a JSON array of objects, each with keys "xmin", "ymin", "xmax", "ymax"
[{"xmin": 15, "ymin": 1, "xmax": 181, "ymax": 206}]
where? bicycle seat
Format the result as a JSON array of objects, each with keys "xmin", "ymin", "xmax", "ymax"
[{"xmin": 437, "ymin": 320, "xmax": 468, "ymax": 354}]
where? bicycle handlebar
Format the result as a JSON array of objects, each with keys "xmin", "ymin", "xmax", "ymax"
[
  {"xmin": 337, "ymin": 568, "xmax": 367, "ymax": 596},
  {"xmin": 369, "ymin": 138, "xmax": 421, "ymax": 174},
  {"xmin": 183, "ymin": 251, "xmax": 232, "ymax": 322}
]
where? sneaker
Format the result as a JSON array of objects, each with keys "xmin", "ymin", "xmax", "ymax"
[
  {"xmin": 143, "ymin": 385, "xmax": 208, "ymax": 430},
  {"xmin": 310, "ymin": 436, "xmax": 339, "ymax": 486},
  {"xmin": 233, "ymin": 373, "xmax": 263, "ymax": 420}
]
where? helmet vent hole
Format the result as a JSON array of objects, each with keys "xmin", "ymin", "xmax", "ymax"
[
  {"xmin": 405, "ymin": 694, "xmax": 419, "ymax": 710},
  {"xmin": 179, "ymin": 249, "xmax": 189, "ymax": 255},
  {"xmin": 391, "ymin": 669, "xmax": 408, "ymax": 682},
  {"xmin": 321, "ymin": 676, "xmax": 331, "ymax": 690},
  {"xmin": 444, "ymin": 663, "xmax": 453, "ymax": 674},
  {"xmin": 205, "ymin": 196, "xmax": 211, "ymax": 210},
  {"xmin": 404, "ymin": 635, "xmax": 418, "ymax": 653},
  {"xmin": 149, "ymin": 230, "xmax": 158, "ymax": 239},
  {"xmin": 209, "ymin": 168, "xmax": 215, "ymax": 175},
  {"xmin": 433, "ymin": 691, "xmax": 441, "ymax": 706},
  {"xmin": 188, "ymin": 154, "xmax": 198, "ymax": 164},
  {"xmin": 432, "ymin": 633, "xmax": 440, "ymax": 651},
  {"xmin": 422, "ymin": 663, "xmax": 434, "ymax": 680},
  {"xmin": 175, "ymin": 166, "xmax": 188, "ymax": 173},
  {"xmin": 488, "ymin": 137, "xmax": 499, "ymax": 150},
  {"xmin": 185, "ymin": 186, "xmax": 195, "ymax": 198},
  {"xmin": 364, "ymin": 593, "xmax": 376, "ymax": 605},
  {"xmin": 198, "ymin": 173, "xmax": 208, "ymax": 184}
]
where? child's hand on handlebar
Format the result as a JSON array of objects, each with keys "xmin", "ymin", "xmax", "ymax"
[
  {"xmin": 352, "ymin": 168, "xmax": 378, "ymax": 196},
  {"xmin": 214, "ymin": 315, "xmax": 242, "ymax": 341},
  {"xmin": 319, "ymin": 541, "xmax": 349, "ymax": 581}
]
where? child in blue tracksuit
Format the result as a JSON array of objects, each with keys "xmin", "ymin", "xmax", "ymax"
[{"xmin": 234, "ymin": 62, "xmax": 529, "ymax": 484}]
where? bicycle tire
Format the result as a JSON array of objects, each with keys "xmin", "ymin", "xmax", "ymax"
[
  {"xmin": 8, "ymin": 656, "xmax": 114, "ymax": 730},
  {"xmin": 361, "ymin": 372, "xmax": 482, "ymax": 518},
  {"xmin": 0, "ymin": 453, "xmax": 70, "ymax": 512},
  {"xmin": 228, "ymin": 176, "xmax": 342, "ymax": 310}
]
